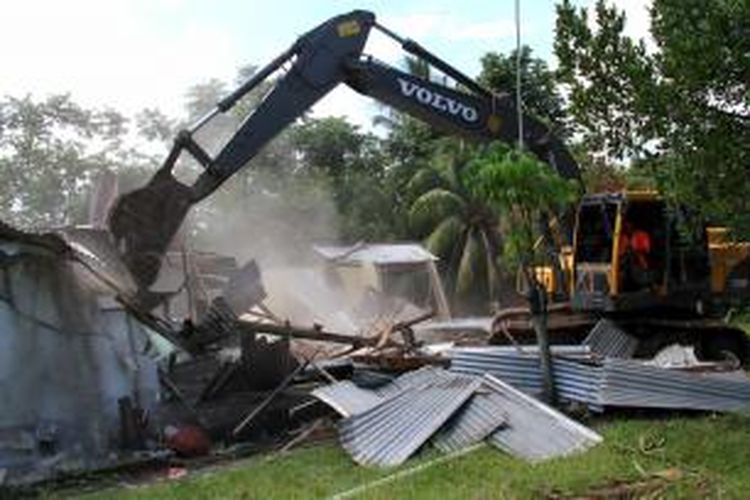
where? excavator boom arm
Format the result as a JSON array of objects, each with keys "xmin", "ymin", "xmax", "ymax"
[
  {"xmin": 344, "ymin": 57, "xmax": 579, "ymax": 180},
  {"xmin": 109, "ymin": 9, "xmax": 580, "ymax": 290}
]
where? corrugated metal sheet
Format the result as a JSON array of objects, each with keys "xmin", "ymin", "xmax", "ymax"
[
  {"xmin": 449, "ymin": 347, "xmax": 602, "ymax": 408},
  {"xmin": 313, "ymin": 243, "xmax": 437, "ymax": 264},
  {"xmin": 583, "ymin": 319, "xmax": 638, "ymax": 358},
  {"xmin": 450, "ymin": 348, "xmax": 544, "ymax": 394},
  {"xmin": 450, "ymin": 346, "xmax": 750, "ymax": 415},
  {"xmin": 432, "ymin": 389, "xmax": 506, "ymax": 453},
  {"xmin": 483, "ymin": 374, "xmax": 602, "ymax": 461},
  {"xmin": 312, "ymin": 366, "xmax": 452, "ymax": 417},
  {"xmin": 316, "ymin": 363, "xmax": 603, "ymax": 465},
  {"xmin": 453, "ymin": 345, "xmax": 592, "ymax": 356},
  {"xmin": 311, "ymin": 381, "xmax": 386, "ymax": 417},
  {"xmin": 337, "ymin": 372, "xmax": 481, "ymax": 467},
  {"xmin": 599, "ymin": 358, "xmax": 750, "ymax": 413}
]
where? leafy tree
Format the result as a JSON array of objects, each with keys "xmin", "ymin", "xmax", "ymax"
[
  {"xmin": 0, "ymin": 94, "xmax": 136, "ymax": 228},
  {"xmin": 467, "ymin": 144, "xmax": 578, "ymax": 402},
  {"xmin": 555, "ymin": 0, "xmax": 750, "ymax": 236},
  {"xmin": 136, "ymin": 108, "xmax": 175, "ymax": 144},
  {"xmin": 555, "ymin": 0, "xmax": 659, "ymax": 160},
  {"xmin": 292, "ymin": 116, "xmax": 397, "ymax": 241},
  {"xmin": 478, "ymin": 46, "xmax": 568, "ymax": 137},
  {"xmin": 569, "ymin": 144, "xmax": 627, "ymax": 193},
  {"xmin": 292, "ymin": 117, "xmax": 371, "ymax": 181},
  {"xmin": 467, "ymin": 145, "xmax": 578, "ymax": 272},
  {"xmin": 408, "ymin": 141, "xmax": 505, "ymax": 312}
]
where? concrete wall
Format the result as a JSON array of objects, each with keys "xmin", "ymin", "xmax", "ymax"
[{"xmin": 0, "ymin": 236, "xmax": 159, "ymax": 482}]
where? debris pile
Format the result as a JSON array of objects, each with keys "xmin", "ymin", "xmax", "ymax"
[
  {"xmin": 4, "ymin": 221, "xmax": 750, "ymax": 489},
  {"xmin": 582, "ymin": 319, "xmax": 639, "ymax": 358},
  {"xmin": 0, "ymin": 224, "xmax": 162, "ymax": 486},
  {"xmin": 449, "ymin": 345, "xmax": 750, "ymax": 414},
  {"xmin": 313, "ymin": 367, "xmax": 602, "ymax": 466}
]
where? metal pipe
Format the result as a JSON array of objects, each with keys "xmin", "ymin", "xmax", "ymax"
[
  {"xmin": 373, "ymin": 22, "xmax": 491, "ymax": 98},
  {"xmin": 187, "ymin": 42, "xmax": 299, "ymax": 136},
  {"xmin": 372, "ymin": 21, "xmax": 406, "ymax": 45},
  {"xmin": 217, "ymin": 43, "xmax": 298, "ymax": 111}
]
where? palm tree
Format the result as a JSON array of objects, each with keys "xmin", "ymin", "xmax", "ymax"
[{"xmin": 408, "ymin": 140, "xmax": 506, "ymax": 312}]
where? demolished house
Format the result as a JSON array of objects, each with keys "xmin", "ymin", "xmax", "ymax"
[
  {"xmin": 312, "ymin": 243, "xmax": 451, "ymax": 321},
  {"xmin": 0, "ymin": 223, "xmax": 162, "ymax": 484},
  {"xmin": 3, "ymin": 214, "xmax": 750, "ymax": 489}
]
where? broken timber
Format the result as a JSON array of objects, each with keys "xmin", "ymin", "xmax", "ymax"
[{"xmin": 236, "ymin": 310, "xmax": 433, "ymax": 349}]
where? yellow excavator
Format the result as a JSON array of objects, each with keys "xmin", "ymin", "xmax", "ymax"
[
  {"xmin": 504, "ymin": 190, "xmax": 750, "ymax": 361},
  {"xmin": 106, "ymin": 10, "xmax": 749, "ymax": 362}
]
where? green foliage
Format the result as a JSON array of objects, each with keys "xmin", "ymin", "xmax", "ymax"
[
  {"xmin": 467, "ymin": 144, "xmax": 577, "ymax": 271},
  {"xmin": 478, "ymin": 46, "xmax": 568, "ymax": 137},
  {"xmin": 78, "ymin": 415, "xmax": 750, "ymax": 499},
  {"xmin": 555, "ymin": 0, "xmax": 659, "ymax": 160},
  {"xmin": 292, "ymin": 117, "xmax": 378, "ymax": 181},
  {"xmin": 407, "ymin": 144, "xmax": 503, "ymax": 310},
  {"xmin": 570, "ymin": 144, "xmax": 627, "ymax": 193},
  {"xmin": 0, "ymin": 94, "xmax": 149, "ymax": 229},
  {"xmin": 336, "ymin": 170, "xmax": 401, "ymax": 242},
  {"xmin": 651, "ymin": 0, "xmax": 749, "ymax": 115},
  {"xmin": 409, "ymin": 189, "xmax": 466, "ymax": 236},
  {"xmin": 555, "ymin": 0, "xmax": 750, "ymax": 237},
  {"xmin": 291, "ymin": 116, "xmax": 398, "ymax": 241}
]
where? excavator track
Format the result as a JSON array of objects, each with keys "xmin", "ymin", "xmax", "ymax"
[{"xmin": 491, "ymin": 303, "xmax": 750, "ymax": 365}]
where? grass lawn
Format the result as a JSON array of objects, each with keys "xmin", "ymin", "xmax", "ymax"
[{"xmin": 64, "ymin": 413, "xmax": 750, "ymax": 499}]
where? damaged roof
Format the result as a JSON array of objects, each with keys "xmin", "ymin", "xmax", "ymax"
[{"xmin": 313, "ymin": 243, "xmax": 438, "ymax": 265}]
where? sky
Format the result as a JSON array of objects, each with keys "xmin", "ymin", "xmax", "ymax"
[{"xmin": 0, "ymin": 0, "xmax": 652, "ymax": 130}]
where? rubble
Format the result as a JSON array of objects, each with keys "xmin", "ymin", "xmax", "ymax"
[
  {"xmin": 313, "ymin": 367, "xmax": 601, "ymax": 466},
  {"xmin": 0, "ymin": 223, "xmax": 161, "ymax": 485},
  {"xmin": 583, "ymin": 319, "xmax": 639, "ymax": 358},
  {"xmin": 338, "ymin": 369, "xmax": 481, "ymax": 467},
  {"xmin": 4, "ymin": 219, "xmax": 750, "ymax": 490},
  {"xmin": 449, "ymin": 345, "xmax": 750, "ymax": 414}
]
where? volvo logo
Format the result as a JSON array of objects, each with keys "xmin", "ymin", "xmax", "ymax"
[{"xmin": 397, "ymin": 78, "xmax": 479, "ymax": 123}]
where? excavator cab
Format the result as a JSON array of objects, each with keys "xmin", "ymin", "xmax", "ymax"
[
  {"xmin": 507, "ymin": 191, "xmax": 749, "ymax": 362},
  {"xmin": 571, "ymin": 191, "xmax": 710, "ymax": 313}
]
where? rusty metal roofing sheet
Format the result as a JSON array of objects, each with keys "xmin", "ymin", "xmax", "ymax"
[{"xmin": 337, "ymin": 371, "xmax": 481, "ymax": 467}]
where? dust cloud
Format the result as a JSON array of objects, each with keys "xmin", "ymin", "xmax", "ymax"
[{"xmin": 180, "ymin": 168, "xmax": 377, "ymax": 333}]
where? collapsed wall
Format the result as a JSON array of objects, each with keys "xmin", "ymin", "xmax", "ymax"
[{"xmin": 0, "ymin": 223, "xmax": 159, "ymax": 484}]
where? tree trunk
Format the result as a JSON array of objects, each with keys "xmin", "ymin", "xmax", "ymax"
[{"xmin": 529, "ymin": 283, "xmax": 556, "ymax": 404}]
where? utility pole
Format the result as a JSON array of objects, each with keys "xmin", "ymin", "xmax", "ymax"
[
  {"xmin": 516, "ymin": 0, "xmax": 555, "ymax": 405},
  {"xmin": 515, "ymin": 0, "xmax": 523, "ymax": 150}
]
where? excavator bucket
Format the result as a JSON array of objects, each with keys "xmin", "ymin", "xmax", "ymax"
[{"xmin": 108, "ymin": 169, "xmax": 194, "ymax": 289}]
